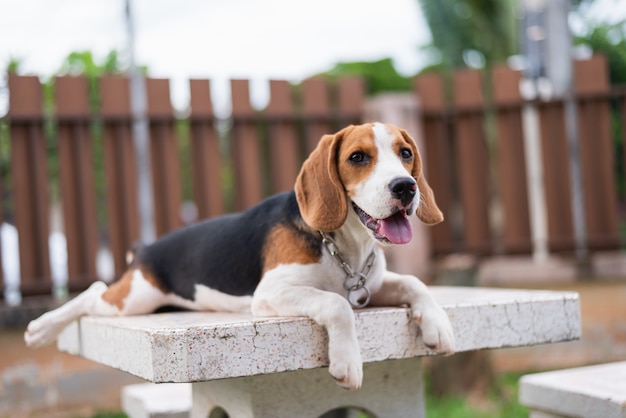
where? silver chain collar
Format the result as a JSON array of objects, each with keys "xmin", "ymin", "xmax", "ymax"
[{"xmin": 319, "ymin": 231, "xmax": 376, "ymax": 309}]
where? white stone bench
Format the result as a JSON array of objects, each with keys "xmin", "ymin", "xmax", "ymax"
[
  {"xmin": 57, "ymin": 287, "xmax": 581, "ymax": 418},
  {"xmin": 519, "ymin": 361, "xmax": 626, "ymax": 418}
]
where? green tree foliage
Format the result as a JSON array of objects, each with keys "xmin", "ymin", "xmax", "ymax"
[
  {"xmin": 316, "ymin": 0, "xmax": 520, "ymax": 93},
  {"xmin": 53, "ymin": 50, "xmax": 126, "ymax": 111},
  {"xmin": 6, "ymin": 57, "xmax": 22, "ymax": 73},
  {"xmin": 575, "ymin": 21, "xmax": 626, "ymax": 85},
  {"xmin": 417, "ymin": 0, "xmax": 518, "ymax": 70},
  {"xmin": 318, "ymin": 58, "xmax": 412, "ymax": 95},
  {"xmin": 60, "ymin": 50, "xmax": 122, "ymax": 77}
]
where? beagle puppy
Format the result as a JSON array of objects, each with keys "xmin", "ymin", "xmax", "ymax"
[{"xmin": 25, "ymin": 122, "xmax": 454, "ymax": 390}]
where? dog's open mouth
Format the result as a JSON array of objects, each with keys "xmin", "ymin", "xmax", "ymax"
[{"xmin": 352, "ymin": 203, "xmax": 413, "ymax": 244}]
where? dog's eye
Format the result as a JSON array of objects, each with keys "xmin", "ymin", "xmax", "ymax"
[
  {"xmin": 349, "ymin": 151, "xmax": 368, "ymax": 164},
  {"xmin": 400, "ymin": 148, "xmax": 413, "ymax": 161}
]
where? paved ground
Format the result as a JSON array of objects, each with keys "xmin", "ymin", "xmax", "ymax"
[{"xmin": 1, "ymin": 328, "xmax": 141, "ymax": 417}]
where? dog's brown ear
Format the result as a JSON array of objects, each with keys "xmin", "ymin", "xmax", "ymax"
[
  {"xmin": 400, "ymin": 129, "xmax": 444, "ymax": 226},
  {"xmin": 295, "ymin": 128, "xmax": 349, "ymax": 231}
]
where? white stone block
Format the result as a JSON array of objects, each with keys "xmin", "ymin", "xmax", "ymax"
[
  {"xmin": 520, "ymin": 361, "xmax": 626, "ymax": 418},
  {"xmin": 122, "ymin": 383, "xmax": 191, "ymax": 418}
]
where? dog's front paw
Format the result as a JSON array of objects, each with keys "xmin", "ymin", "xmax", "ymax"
[
  {"xmin": 329, "ymin": 355, "xmax": 363, "ymax": 390},
  {"xmin": 327, "ymin": 339, "xmax": 363, "ymax": 390},
  {"xmin": 414, "ymin": 302, "xmax": 455, "ymax": 354}
]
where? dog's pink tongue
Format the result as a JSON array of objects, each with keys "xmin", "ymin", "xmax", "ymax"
[{"xmin": 378, "ymin": 212, "xmax": 413, "ymax": 244}]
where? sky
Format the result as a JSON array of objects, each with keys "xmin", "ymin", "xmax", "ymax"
[
  {"xmin": 0, "ymin": 0, "xmax": 432, "ymax": 115},
  {"xmin": 1, "ymin": 0, "xmax": 626, "ymax": 115}
]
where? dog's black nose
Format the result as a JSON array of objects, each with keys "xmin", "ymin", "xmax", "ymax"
[{"xmin": 389, "ymin": 177, "xmax": 417, "ymax": 206}]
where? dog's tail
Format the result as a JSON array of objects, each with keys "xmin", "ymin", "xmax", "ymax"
[{"xmin": 125, "ymin": 241, "xmax": 145, "ymax": 266}]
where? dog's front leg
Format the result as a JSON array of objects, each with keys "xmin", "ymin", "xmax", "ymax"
[
  {"xmin": 370, "ymin": 272, "xmax": 455, "ymax": 354},
  {"xmin": 252, "ymin": 278, "xmax": 363, "ymax": 390}
]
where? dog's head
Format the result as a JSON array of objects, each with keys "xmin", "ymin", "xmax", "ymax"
[{"xmin": 295, "ymin": 122, "xmax": 443, "ymax": 245}]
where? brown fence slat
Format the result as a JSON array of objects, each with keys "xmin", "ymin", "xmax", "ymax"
[
  {"xmin": 337, "ymin": 77, "xmax": 365, "ymax": 127},
  {"xmin": 302, "ymin": 77, "xmax": 333, "ymax": 152},
  {"xmin": 55, "ymin": 76, "xmax": 98, "ymax": 289},
  {"xmin": 538, "ymin": 100, "xmax": 575, "ymax": 251},
  {"xmin": 574, "ymin": 55, "xmax": 620, "ymax": 250},
  {"xmin": 146, "ymin": 78, "xmax": 182, "ymax": 236},
  {"xmin": 189, "ymin": 79, "xmax": 224, "ymax": 219},
  {"xmin": 414, "ymin": 73, "xmax": 456, "ymax": 255},
  {"xmin": 8, "ymin": 74, "xmax": 52, "ymax": 294},
  {"xmin": 231, "ymin": 79, "xmax": 263, "ymax": 210},
  {"xmin": 491, "ymin": 66, "xmax": 532, "ymax": 254},
  {"xmin": 453, "ymin": 69, "xmax": 492, "ymax": 255},
  {"xmin": 100, "ymin": 76, "xmax": 140, "ymax": 275},
  {"xmin": 267, "ymin": 80, "xmax": 299, "ymax": 193},
  {"xmin": 416, "ymin": 73, "xmax": 446, "ymax": 113}
]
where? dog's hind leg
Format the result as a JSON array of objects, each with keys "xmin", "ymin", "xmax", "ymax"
[
  {"xmin": 25, "ymin": 281, "xmax": 111, "ymax": 348},
  {"xmin": 24, "ymin": 268, "xmax": 166, "ymax": 348}
]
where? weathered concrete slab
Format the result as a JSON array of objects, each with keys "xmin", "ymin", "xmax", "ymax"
[
  {"xmin": 520, "ymin": 361, "xmax": 626, "ymax": 418},
  {"xmin": 57, "ymin": 287, "xmax": 581, "ymax": 383}
]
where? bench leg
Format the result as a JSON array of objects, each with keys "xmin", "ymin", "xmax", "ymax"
[{"xmin": 191, "ymin": 358, "xmax": 425, "ymax": 418}]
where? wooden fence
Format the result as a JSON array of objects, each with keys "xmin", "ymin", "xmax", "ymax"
[
  {"xmin": 416, "ymin": 55, "xmax": 624, "ymax": 257},
  {"xmin": 3, "ymin": 74, "xmax": 364, "ymax": 297},
  {"xmin": 1, "ymin": 54, "xmax": 624, "ymax": 299}
]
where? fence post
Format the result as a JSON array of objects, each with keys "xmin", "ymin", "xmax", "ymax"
[
  {"xmin": 126, "ymin": 0, "xmax": 156, "ymax": 245},
  {"xmin": 520, "ymin": 80, "xmax": 550, "ymax": 262}
]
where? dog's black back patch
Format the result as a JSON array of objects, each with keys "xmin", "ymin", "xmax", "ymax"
[{"xmin": 134, "ymin": 191, "xmax": 315, "ymax": 300}]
